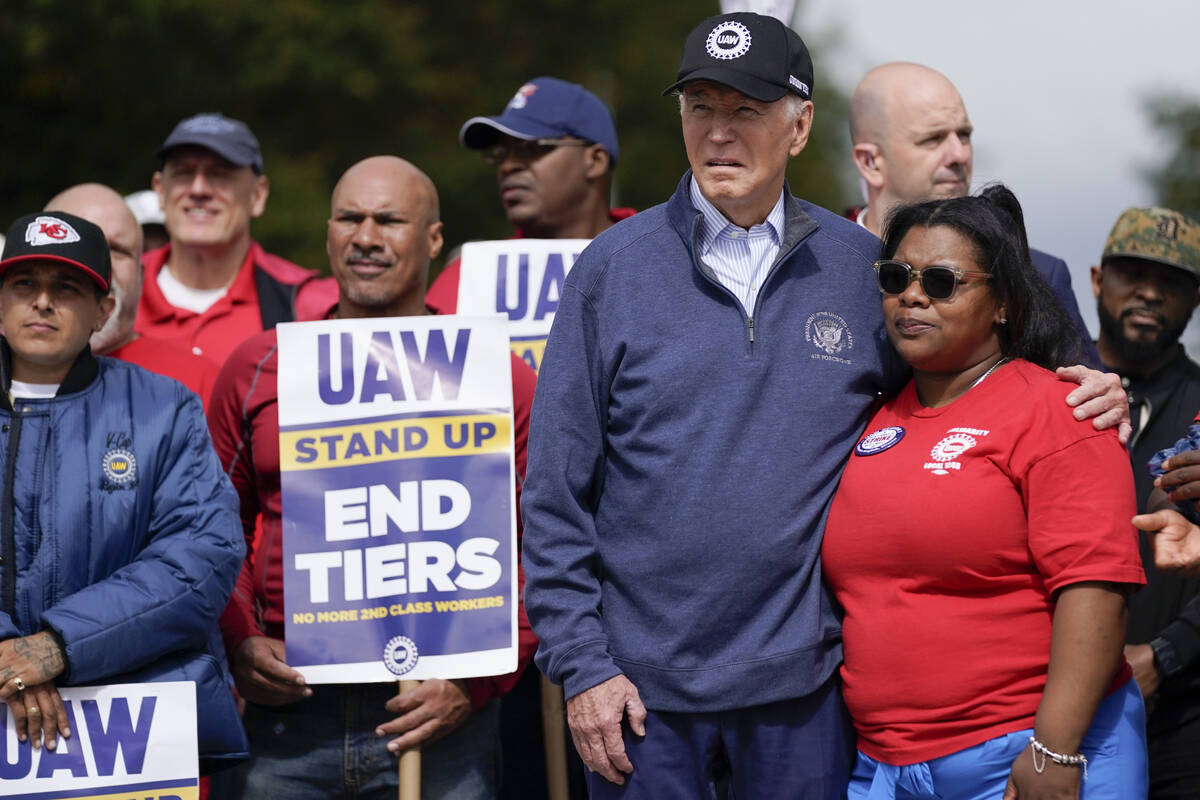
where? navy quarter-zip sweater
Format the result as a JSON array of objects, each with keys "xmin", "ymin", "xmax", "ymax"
[{"xmin": 523, "ymin": 174, "xmax": 908, "ymax": 711}]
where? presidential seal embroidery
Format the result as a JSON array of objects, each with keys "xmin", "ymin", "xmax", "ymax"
[
  {"xmin": 855, "ymin": 426, "xmax": 905, "ymax": 456},
  {"xmin": 804, "ymin": 312, "xmax": 854, "ymax": 364},
  {"xmin": 382, "ymin": 635, "xmax": 419, "ymax": 676}
]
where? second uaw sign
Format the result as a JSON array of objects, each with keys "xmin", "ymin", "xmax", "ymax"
[
  {"xmin": 456, "ymin": 239, "xmax": 590, "ymax": 372},
  {"xmin": 276, "ymin": 316, "xmax": 518, "ymax": 684}
]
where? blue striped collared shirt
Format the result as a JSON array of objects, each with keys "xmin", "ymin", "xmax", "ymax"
[{"xmin": 689, "ymin": 176, "xmax": 786, "ymax": 315}]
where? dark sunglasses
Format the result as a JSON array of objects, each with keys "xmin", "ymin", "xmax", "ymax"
[
  {"xmin": 481, "ymin": 137, "xmax": 592, "ymax": 166},
  {"xmin": 873, "ymin": 259, "xmax": 992, "ymax": 300}
]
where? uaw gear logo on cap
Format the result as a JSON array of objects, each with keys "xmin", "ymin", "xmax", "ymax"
[
  {"xmin": 855, "ymin": 426, "xmax": 905, "ymax": 456},
  {"xmin": 101, "ymin": 447, "xmax": 138, "ymax": 491},
  {"xmin": 705, "ymin": 20, "xmax": 752, "ymax": 60},
  {"xmin": 382, "ymin": 634, "xmax": 419, "ymax": 676},
  {"xmin": 24, "ymin": 215, "xmax": 81, "ymax": 247},
  {"xmin": 508, "ymin": 83, "xmax": 538, "ymax": 110}
]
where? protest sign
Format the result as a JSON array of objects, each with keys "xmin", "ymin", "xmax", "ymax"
[
  {"xmin": 455, "ymin": 239, "xmax": 589, "ymax": 371},
  {"xmin": 1, "ymin": 682, "xmax": 197, "ymax": 800},
  {"xmin": 277, "ymin": 316, "xmax": 518, "ymax": 684}
]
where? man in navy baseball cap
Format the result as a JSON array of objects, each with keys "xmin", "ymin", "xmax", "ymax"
[
  {"xmin": 142, "ymin": 112, "xmax": 334, "ymax": 365},
  {"xmin": 426, "ymin": 77, "xmax": 635, "ymax": 315}
]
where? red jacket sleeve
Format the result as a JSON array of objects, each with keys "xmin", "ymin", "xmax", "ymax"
[
  {"xmin": 464, "ymin": 354, "xmax": 539, "ymax": 708},
  {"xmin": 207, "ymin": 334, "xmax": 275, "ymax": 658}
]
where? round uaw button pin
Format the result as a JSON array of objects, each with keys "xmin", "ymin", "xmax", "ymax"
[{"xmin": 854, "ymin": 426, "xmax": 905, "ymax": 456}]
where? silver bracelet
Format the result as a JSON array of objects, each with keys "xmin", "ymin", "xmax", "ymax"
[{"xmin": 1029, "ymin": 736, "xmax": 1088, "ymax": 781}]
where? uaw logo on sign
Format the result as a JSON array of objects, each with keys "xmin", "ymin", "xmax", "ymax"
[
  {"xmin": 25, "ymin": 215, "xmax": 81, "ymax": 246},
  {"xmin": 383, "ymin": 635, "xmax": 419, "ymax": 676},
  {"xmin": 706, "ymin": 20, "xmax": 752, "ymax": 60},
  {"xmin": 508, "ymin": 83, "xmax": 537, "ymax": 110},
  {"xmin": 804, "ymin": 312, "xmax": 854, "ymax": 364},
  {"xmin": 924, "ymin": 426, "xmax": 990, "ymax": 475}
]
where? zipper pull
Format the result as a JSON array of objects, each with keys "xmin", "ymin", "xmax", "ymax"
[{"xmin": 747, "ymin": 317, "xmax": 755, "ymax": 343}]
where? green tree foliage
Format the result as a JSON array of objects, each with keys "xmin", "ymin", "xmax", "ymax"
[
  {"xmin": 1146, "ymin": 96, "xmax": 1200, "ymax": 220},
  {"xmin": 1, "ymin": 1, "xmax": 855, "ymax": 274}
]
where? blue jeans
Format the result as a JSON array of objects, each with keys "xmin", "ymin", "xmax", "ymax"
[
  {"xmin": 586, "ymin": 675, "xmax": 853, "ymax": 800},
  {"xmin": 848, "ymin": 679, "xmax": 1148, "ymax": 800},
  {"xmin": 229, "ymin": 684, "xmax": 499, "ymax": 799}
]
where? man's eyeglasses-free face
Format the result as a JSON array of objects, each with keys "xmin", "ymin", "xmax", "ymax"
[
  {"xmin": 481, "ymin": 137, "xmax": 592, "ymax": 166},
  {"xmin": 873, "ymin": 259, "xmax": 993, "ymax": 301}
]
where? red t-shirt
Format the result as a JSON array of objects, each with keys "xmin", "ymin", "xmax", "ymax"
[
  {"xmin": 208, "ymin": 328, "xmax": 539, "ymax": 711},
  {"xmin": 105, "ymin": 335, "xmax": 220, "ymax": 407},
  {"xmin": 823, "ymin": 359, "xmax": 1145, "ymax": 765},
  {"xmin": 424, "ymin": 208, "xmax": 637, "ymax": 314}
]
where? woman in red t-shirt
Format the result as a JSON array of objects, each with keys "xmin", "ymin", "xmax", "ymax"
[{"xmin": 823, "ymin": 185, "xmax": 1147, "ymax": 799}]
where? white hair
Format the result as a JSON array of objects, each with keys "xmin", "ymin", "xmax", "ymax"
[{"xmin": 676, "ymin": 89, "xmax": 810, "ymax": 121}]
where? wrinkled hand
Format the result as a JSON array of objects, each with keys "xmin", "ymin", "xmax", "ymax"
[
  {"xmin": 566, "ymin": 674, "xmax": 647, "ymax": 786},
  {"xmin": 4, "ymin": 679, "xmax": 69, "ymax": 751},
  {"xmin": 1134, "ymin": 509, "xmax": 1200, "ymax": 577},
  {"xmin": 1155, "ymin": 450, "xmax": 1200, "ymax": 510},
  {"xmin": 1124, "ymin": 643, "xmax": 1161, "ymax": 700},
  {"xmin": 0, "ymin": 632, "xmax": 67, "ymax": 699},
  {"xmin": 1057, "ymin": 366, "xmax": 1130, "ymax": 444},
  {"xmin": 1003, "ymin": 742, "xmax": 1083, "ymax": 799},
  {"xmin": 377, "ymin": 679, "xmax": 471, "ymax": 754},
  {"xmin": 231, "ymin": 636, "xmax": 311, "ymax": 706}
]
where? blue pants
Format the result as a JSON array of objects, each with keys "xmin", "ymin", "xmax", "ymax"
[
  {"xmin": 229, "ymin": 684, "xmax": 499, "ymax": 799},
  {"xmin": 586, "ymin": 676, "xmax": 853, "ymax": 800},
  {"xmin": 848, "ymin": 679, "xmax": 1148, "ymax": 800}
]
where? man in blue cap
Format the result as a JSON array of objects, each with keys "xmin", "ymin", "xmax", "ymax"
[
  {"xmin": 140, "ymin": 112, "xmax": 335, "ymax": 365},
  {"xmin": 426, "ymin": 77, "xmax": 634, "ymax": 314}
]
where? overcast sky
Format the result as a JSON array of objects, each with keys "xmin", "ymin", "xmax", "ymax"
[{"xmin": 791, "ymin": 0, "xmax": 1200, "ymax": 353}]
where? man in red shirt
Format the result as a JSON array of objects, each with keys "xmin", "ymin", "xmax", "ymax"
[
  {"xmin": 209, "ymin": 156, "xmax": 537, "ymax": 798},
  {"xmin": 426, "ymin": 77, "xmax": 634, "ymax": 314},
  {"xmin": 45, "ymin": 183, "xmax": 219, "ymax": 404},
  {"xmin": 138, "ymin": 113, "xmax": 335, "ymax": 365}
]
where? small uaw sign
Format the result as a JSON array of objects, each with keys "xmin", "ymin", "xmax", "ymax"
[
  {"xmin": 0, "ymin": 682, "xmax": 198, "ymax": 800},
  {"xmin": 455, "ymin": 239, "xmax": 590, "ymax": 372},
  {"xmin": 276, "ymin": 316, "xmax": 518, "ymax": 684}
]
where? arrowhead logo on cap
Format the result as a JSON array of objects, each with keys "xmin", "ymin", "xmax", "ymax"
[
  {"xmin": 24, "ymin": 215, "xmax": 81, "ymax": 246},
  {"xmin": 705, "ymin": 20, "xmax": 752, "ymax": 60}
]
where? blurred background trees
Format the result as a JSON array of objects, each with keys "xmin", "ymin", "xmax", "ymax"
[
  {"xmin": 1, "ymin": 0, "xmax": 856, "ymax": 276},
  {"xmin": 1145, "ymin": 96, "xmax": 1200, "ymax": 221}
]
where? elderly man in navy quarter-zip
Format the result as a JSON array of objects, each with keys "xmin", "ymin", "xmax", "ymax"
[{"xmin": 521, "ymin": 12, "xmax": 1130, "ymax": 799}]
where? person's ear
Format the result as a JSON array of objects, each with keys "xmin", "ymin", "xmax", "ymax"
[
  {"xmin": 853, "ymin": 143, "xmax": 884, "ymax": 189},
  {"xmin": 584, "ymin": 145, "xmax": 611, "ymax": 181}
]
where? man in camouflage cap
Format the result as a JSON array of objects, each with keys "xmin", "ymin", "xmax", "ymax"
[{"xmin": 1093, "ymin": 205, "xmax": 1200, "ymax": 799}]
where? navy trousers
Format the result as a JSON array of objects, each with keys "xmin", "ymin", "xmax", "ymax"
[{"xmin": 585, "ymin": 676, "xmax": 853, "ymax": 800}]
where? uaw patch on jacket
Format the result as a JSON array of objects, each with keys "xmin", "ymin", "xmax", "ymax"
[
  {"xmin": 924, "ymin": 426, "xmax": 990, "ymax": 475},
  {"xmin": 101, "ymin": 432, "xmax": 138, "ymax": 492}
]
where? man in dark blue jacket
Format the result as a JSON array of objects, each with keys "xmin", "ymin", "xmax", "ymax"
[
  {"xmin": 522, "ymin": 12, "xmax": 1128, "ymax": 799},
  {"xmin": 0, "ymin": 211, "xmax": 246, "ymax": 769},
  {"xmin": 846, "ymin": 61, "xmax": 1100, "ymax": 365}
]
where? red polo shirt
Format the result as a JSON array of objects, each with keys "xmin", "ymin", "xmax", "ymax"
[
  {"xmin": 137, "ymin": 241, "xmax": 334, "ymax": 367},
  {"xmin": 105, "ymin": 336, "xmax": 220, "ymax": 407}
]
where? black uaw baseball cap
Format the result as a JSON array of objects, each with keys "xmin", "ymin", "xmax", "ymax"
[
  {"xmin": 0, "ymin": 211, "xmax": 112, "ymax": 291},
  {"xmin": 663, "ymin": 12, "xmax": 813, "ymax": 102}
]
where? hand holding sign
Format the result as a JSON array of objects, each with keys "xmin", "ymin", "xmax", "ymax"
[
  {"xmin": 4, "ymin": 678, "xmax": 69, "ymax": 751},
  {"xmin": 231, "ymin": 635, "xmax": 313, "ymax": 706},
  {"xmin": 377, "ymin": 678, "xmax": 471, "ymax": 753}
]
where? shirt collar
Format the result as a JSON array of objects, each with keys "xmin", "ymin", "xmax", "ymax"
[{"xmin": 689, "ymin": 176, "xmax": 785, "ymax": 255}]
